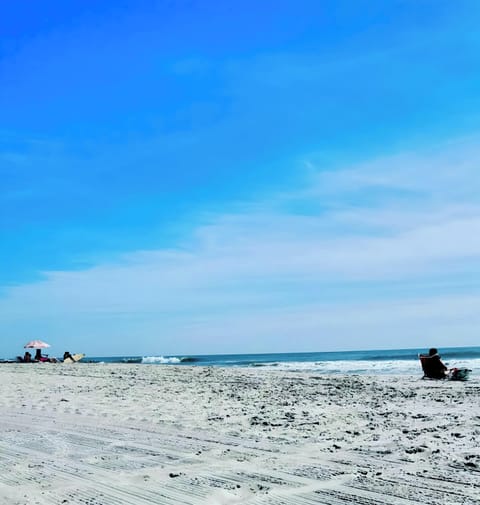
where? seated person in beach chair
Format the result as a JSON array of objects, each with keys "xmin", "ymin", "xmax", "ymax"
[
  {"xmin": 34, "ymin": 349, "xmax": 57, "ymax": 363},
  {"xmin": 419, "ymin": 348, "xmax": 472, "ymax": 381},
  {"xmin": 34, "ymin": 349, "xmax": 46, "ymax": 362},
  {"xmin": 419, "ymin": 348, "xmax": 448, "ymax": 379}
]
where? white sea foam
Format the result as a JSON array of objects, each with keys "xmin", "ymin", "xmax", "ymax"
[
  {"xmin": 141, "ymin": 356, "xmax": 182, "ymax": 364},
  {"xmin": 251, "ymin": 358, "xmax": 480, "ymax": 375}
]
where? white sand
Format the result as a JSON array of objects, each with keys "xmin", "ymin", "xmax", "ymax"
[{"xmin": 0, "ymin": 364, "xmax": 478, "ymax": 504}]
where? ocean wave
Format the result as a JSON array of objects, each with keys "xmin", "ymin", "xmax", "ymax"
[
  {"xmin": 249, "ymin": 362, "xmax": 279, "ymax": 367},
  {"xmin": 121, "ymin": 357, "xmax": 143, "ymax": 364},
  {"xmin": 179, "ymin": 357, "xmax": 199, "ymax": 363},
  {"xmin": 140, "ymin": 356, "xmax": 183, "ymax": 365},
  {"xmin": 83, "ymin": 349, "xmax": 480, "ymax": 375},
  {"xmin": 243, "ymin": 358, "xmax": 480, "ymax": 375}
]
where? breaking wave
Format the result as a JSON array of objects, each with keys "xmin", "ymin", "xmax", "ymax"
[
  {"xmin": 247, "ymin": 358, "xmax": 480, "ymax": 375},
  {"xmin": 141, "ymin": 356, "xmax": 195, "ymax": 364}
]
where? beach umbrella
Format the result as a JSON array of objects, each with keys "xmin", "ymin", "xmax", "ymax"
[{"xmin": 24, "ymin": 340, "xmax": 51, "ymax": 349}]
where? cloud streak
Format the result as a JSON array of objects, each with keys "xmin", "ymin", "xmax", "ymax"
[{"xmin": 1, "ymin": 137, "xmax": 479, "ymax": 355}]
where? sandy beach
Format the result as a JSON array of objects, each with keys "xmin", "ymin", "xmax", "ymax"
[{"xmin": 0, "ymin": 364, "xmax": 478, "ymax": 505}]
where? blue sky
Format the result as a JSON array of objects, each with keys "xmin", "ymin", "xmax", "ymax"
[{"xmin": 1, "ymin": 1, "xmax": 480, "ymax": 358}]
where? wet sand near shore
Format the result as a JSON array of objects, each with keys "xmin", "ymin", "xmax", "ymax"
[{"xmin": 0, "ymin": 364, "xmax": 479, "ymax": 504}]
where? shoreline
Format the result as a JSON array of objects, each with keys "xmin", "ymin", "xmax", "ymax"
[
  {"xmin": 5, "ymin": 344, "xmax": 480, "ymax": 376},
  {"xmin": 1, "ymin": 364, "xmax": 479, "ymax": 504}
]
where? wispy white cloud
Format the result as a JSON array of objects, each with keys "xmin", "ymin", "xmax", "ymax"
[
  {"xmin": 168, "ymin": 293, "xmax": 480, "ymax": 353},
  {"xmin": 1, "ymin": 137, "xmax": 479, "ymax": 354}
]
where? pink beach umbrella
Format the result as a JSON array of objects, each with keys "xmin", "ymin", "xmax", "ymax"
[{"xmin": 24, "ymin": 340, "xmax": 51, "ymax": 349}]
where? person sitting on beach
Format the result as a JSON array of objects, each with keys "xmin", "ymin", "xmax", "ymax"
[
  {"xmin": 419, "ymin": 348, "xmax": 448, "ymax": 379},
  {"xmin": 34, "ymin": 349, "xmax": 56, "ymax": 363},
  {"xmin": 34, "ymin": 349, "xmax": 46, "ymax": 362},
  {"xmin": 16, "ymin": 351, "xmax": 33, "ymax": 363},
  {"xmin": 63, "ymin": 351, "xmax": 74, "ymax": 362}
]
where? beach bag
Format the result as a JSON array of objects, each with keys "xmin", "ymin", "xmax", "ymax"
[{"xmin": 449, "ymin": 368, "xmax": 472, "ymax": 381}]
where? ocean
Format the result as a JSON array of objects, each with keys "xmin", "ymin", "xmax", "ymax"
[{"xmin": 86, "ymin": 346, "xmax": 480, "ymax": 376}]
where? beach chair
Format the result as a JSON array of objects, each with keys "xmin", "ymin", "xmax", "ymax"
[
  {"xmin": 419, "ymin": 355, "xmax": 472, "ymax": 381},
  {"xmin": 418, "ymin": 354, "xmax": 447, "ymax": 379}
]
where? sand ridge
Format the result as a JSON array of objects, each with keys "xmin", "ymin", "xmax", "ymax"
[{"xmin": 0, "ymin": 364, "xmax": 479, "ymax": 504}]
